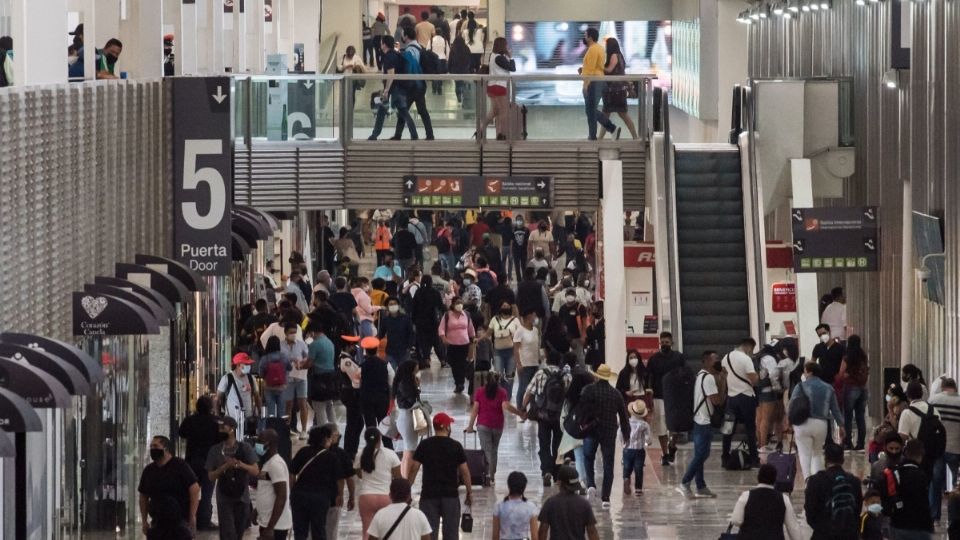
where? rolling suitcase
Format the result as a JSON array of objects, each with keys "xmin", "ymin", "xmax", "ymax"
[
  {"xmin": 460, "ymin": 432, "xmax": 489, "ymax": 487},
  {"xmin": 507, "ymin": 103, "xmax": 527, "ymax": 140},
  {"xmin": 767, "ymin": 446, "xmax": 798, "ymax": 493}
]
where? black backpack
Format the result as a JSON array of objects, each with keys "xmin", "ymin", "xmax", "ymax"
[
  {"xmin": 563, "ymin": 397, "xmax": 599, "ymax": 439},
  {"xmin": 217, "ymin": 444, "xmax": 252, "ymax": 499},
  {"xmin": 909, "ymin": 405, "xmax": 947, "ymax": 462},
  {"xmin": 824, "ymin": 472, "xmax": 859, "ymax": 535},
  {"xmin": 420, "ymin": 45, "xmax": 441, "ymax": 74},
  {"xmin": 476, "ymin": 270, "xmax": 496, "ymax": 297},
  {"xmin": 531, "ymin": 369, "xmax": 565, "ymax": 423}
]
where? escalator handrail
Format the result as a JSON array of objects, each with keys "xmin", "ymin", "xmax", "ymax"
[
  {"xmin": 654, "ymin": 87, "xmax": 682, "ymax": 347},
  {"xmin": 742, "ymin": 80, "xmax": 767, "ymax": 342}
]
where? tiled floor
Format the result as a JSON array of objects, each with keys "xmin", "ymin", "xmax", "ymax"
[{"xmin": 186, "ymin": 365, "xmax": 899, "ymax": 540}]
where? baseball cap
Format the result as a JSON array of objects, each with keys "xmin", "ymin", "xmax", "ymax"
[
  {"xmin": 231, "ymin": 352, "xmax": 254, "ymax": 365},
  {"xmin": 432, "ymin": 412, "xmax": 455, "ymax": 428},
  {"xmin": 557, "ymin": 465, "xmax": 580, "ymax": 487},
  {"xmin": 360, "ymin": 336, "xmax": 381, "ymax": 350}
]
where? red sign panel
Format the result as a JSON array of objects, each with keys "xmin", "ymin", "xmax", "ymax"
[
  {"xmin": 624, "ymin": 244, "xmax": 656, "ymax": 268},
  {"xmin": 626, "ymin": 336, "xmax": 661, "ymax": 359},
  {"xmin": 771, "ymin": 282, "xmax": 797, "ymax": 313}
]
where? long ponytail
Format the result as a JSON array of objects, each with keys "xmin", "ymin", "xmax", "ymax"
[{"xmin": 360, "ymin": 427, "xmax": 381, "ymax": 474}]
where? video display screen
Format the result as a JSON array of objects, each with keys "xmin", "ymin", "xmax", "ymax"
[{"xmin": 507, "ymin": 21, "xmax": 672, "ymax": 105}]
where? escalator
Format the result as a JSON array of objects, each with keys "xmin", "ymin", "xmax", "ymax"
[{"xmin": 673, "ymin": 144, "xmax": 751, "ymax": 359}]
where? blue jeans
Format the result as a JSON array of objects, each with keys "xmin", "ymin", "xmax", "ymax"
[
  {"xmin": 583, "ymin": 82, "xmax": 616, "ymax": 140},
  {"xmin": 264, "ymin": 388, "xmax": 287, "ymax": 417},
  {"xmin": 574, "ymin": 445, "xmax": 587, "ymax": 483},
  {"xmin": 500, "ymin": 245, "xmax": 511, "ymax": 281},
  {"xmin": 931, "ymin": 452, "xmax": 960, "ymax": 521},
  {"xmin": 494, "ymin": 348, "xmax": 515, "ymax": 397},
  {"xmin": 440, "ymin": 252, "xmax": 457, "ymax": 275},
  {"xmin": 623, "ymin": 448, "xmax": 646, "ymax": 489},
  {"xmin": 843, "ymin": 385, "xmax": 868, "ymax": 448},
  {"xmin": 516, "ymin": 366, "xmax": 538, "ymax": 405},
  {"xmin": 682, "ymin": 423, "xmax": 713, "ymax": 489},
  {"xmin": 369, "ymin": 91, "xmax": 417, "ymax": 140},
  {"xmin": 360, "ymin": 319, "xmax": 376, "ymax": 338},
  {"xmin": 583, "ymin": 431, "xmax": 617, "ymax": 501}
]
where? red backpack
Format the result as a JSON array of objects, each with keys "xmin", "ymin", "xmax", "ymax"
[{"xmin": 264, "ymin": 356, "xmax": 288, "ymax": 387}]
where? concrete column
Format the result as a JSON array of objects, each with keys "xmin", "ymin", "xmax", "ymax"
[
  {"xmin": 233, "ymin": 0, "xmax": 246, "ymax": 71},
  {"xmin": 10, "ymin": 0, "xmax": 68, "ymax": 85},
  {"xmin": 601, "ymin": 157, "xmax": 627, "ymax": 372},
  {"xmin": 276, "ymin": 0, "xmax": 294, "ymax": 59},
  {"xmin": 294, "ymin": 0, "xmax": 319, "ymax": 72},
  {"xmin": 791, "ymin": 159, "xmax": 820, "ymax": 352},
  {"xmin": 118, "ymin": 0, "xmax": 163, "ymax": 79},
  {"xmin": 179, "ymin": 0, "xmax": 199, "ymax": 74},
  {"xmin": 487, "ymin": 0, "xmax": 505, "ymax": 44},
  {"xmin": 209, "ymin": 0, "xmax": 225, "ymax": 72},
  {"xmin": 246, "ymin": 0, "xmax": 265, "ymax": 71},
  {"xmin": 322, "ymin": 0, "xmax": 361, "ymax": 56}
]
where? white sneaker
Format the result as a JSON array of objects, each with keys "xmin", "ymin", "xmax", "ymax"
[
  {"xmin": 298, "ymin": 432, "xmax": 307, "ymax": 440},
  {"xmin": 601, "ymin": 500, "xmax": 611, "ymax": 510},
  {"xmin": 676, "ymin": 482, "xmax": 694, "ymax": 499},
  {"xmin": 586, "ymin": 487, "xmax": 597, "ymax": 500}
]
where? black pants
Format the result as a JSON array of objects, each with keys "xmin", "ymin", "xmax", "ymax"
[
  {"xmin": 216, "ymin": 496, "xmax": 250, "ymax": 540},
  {"xmin": 447, "ymin": 344, "xmax": 469, "ymax": 391},
  {"xmin": 537, "ymin": 420, "xmax": 563, "ymax": 476},
  {"xmin": 190, "ymin": 460, "xmax": 215, "ymax": 528},
  {"xmin": 721, "ymin": 393, "xmax": 760, "ymax": 462},
  {"xmin": 373, "ymin": 37, "xmax": 384, "ymax": 68},
  {"xmin": 584, "ymin": 430, "xmax": 617, "ymax": 501},
  {"xmin": 416, "ymin": 330, "xmax": 444, "ymax": 368},
  {"xmin": 360, "ymin": 394, "xmax": 393, "ymax": 449},
  {"xmin": 511, "ymin": 248, "xmax": 527, "ymax": 283},
  {"xmin": 363, "ymin": 39, "xmax": 375, "ymax": 67},
  {"xmin": 343, "ymin": 399, "xmax": 364, "ymax": 458},
  {"xmin": 395, "ymin": 86, "xmax": 434, "ymax": 139},
  {"xmin": 292, "ymin": 490, "xmax": 331, "ymax": 540},
  {"xmin": 431, "ymin": 61, "xmax": 448, "ymax": 94}
]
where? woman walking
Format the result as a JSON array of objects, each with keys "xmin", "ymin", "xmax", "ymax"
[
  {"xmin": 393, "ymin": 360, "xmax": 423, "ymax": 476},
  {"xmin": 461, "ymin": 11, "xmax": 485, "ymax": 72},
  {"xmin": 478, "ymin": 37, "xmax": 516, "ymax": 140},
  {"xmin": 290, "ymin": 425, "xmax": 342, "ymax": 540},
  {"xmin": 259, "ymin": 335, "xmax": 291, "ymax": 418},
  {"xmin": 491, "ymin": 300, "xmax": 520, "ymax": 398},
  {"xmin": 513, "ymin": 308, "xmax": 543, "ymax": 406},
  {"xmin": 466, "ymin": 374, "xmax": 526, "ymax": 485},
  {"xmin": 788, "ymin": 361, "xmax": 844, "ymax": 479},
  {"xmin": 598, "ymin": 37, "xmax": 639, "ymax": 140},
  {"xmin": 838, "ymin": 335, "xmax": 869, "ymax": 450},
  {"xmin": 354, "ymin": 427, "xmax": 402, "ymax": 540},
  {"xmin": 615, "ymin": 350, "xmax": 649, "ymax": 405},
  {"xmin": 351, "ymin": 277, "xmax": 382, "ymax": 338},
  {"xmin": 492, "ymin": 472, "xmax": 539, "ymax": 540},
  {"xmin": 438, "ymin": 297, "xmax": 476, "ymax": 394}
]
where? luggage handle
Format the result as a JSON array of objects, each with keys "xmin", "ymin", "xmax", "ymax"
[{"xmin": 462, "ymin": 430, "xmax": 479, "ymax": 449}]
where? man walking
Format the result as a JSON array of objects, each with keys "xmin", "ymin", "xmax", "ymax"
[
  {"xmin": 804, "ymin": 443, "xmax": 863, "ymax": 540},
  {"xmin": 881, "ymin": 439, "xmax": 934, "ymax": 539},
  {"xmin": 679, "ymin": 351, "xmax": 725, "ymax": 499},
  {"xmin": 579, "ymin": 27, "xmax": 617, "ymax": 140},
  {"xmin": 929, "ymin": 377, "xmax": 960, "ymax": 523},
  {"xmin": 537, "ymin": 466, "xmax": 600, "ymax": 540},
  {"xmin": 255, "ymin": 429, "xmax": 293, "ymax": 540},
  {"xmin": 369, "ymin": 36, "xmax": 418, "ymax": 141},
  {"xmin": 721, "ymin": 338, "xmax": 760, "ymax": 468},
  {"xmin": 137, "ymin": 436, "xmax": 200, "ymax": 537},
  {"xmin": 176, "ymin": 396, "xmax": 219, "ymax": 531},
  {"xmin": 578, "ymin": 364, "xmax": 630, "ymax": 508},
  {"xmin": 523, "ymin": 351, "xmax": 571, "ymax": 487},
  {"xmin": 410, "ymin": 412, "xmax": 473, "ymax": 539},
  {"xmin": 647, "ymin": 331, "xmax": 685, "ymax": 465},
  {"xmin": 395, "ymin": 26, "xmax": 435, "ymax": 140},
  {"xmin": 206, "ymin": 417, "xmax": 259, "ymax": 540}
]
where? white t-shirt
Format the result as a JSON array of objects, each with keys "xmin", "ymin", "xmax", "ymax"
[
  {"xmin": 513, "ymin": 325, "xmax": 541, "ymax": 367},
  {"xmin": 255, "ymin": 454, "xmax": 293, "ymax": 530},
  {"xmin": 694, "ymin": 370, "xmax": 719, "ymax": 426},
  {"xmin": 367, "ymin": 502, "xmax": 433, "ymax": 540},
  {"xmin": 260, "ymin": 322, "xmax": 303, "ymax": 348},
  {"xmin": 898, "ymin": 400, "xmax": 936, "ymax": 439},
  {"xmin": 429, "ymin": 35, "xmax": 449, "ymax": 61},
  {"xmin": 217, "ymin": 372, "xmax": 255, "ymax": 416},
  {"xmin": 820, "ymin": 302, "xmax": 847, "ymax": 339},
  {"xmin": 353, "ymin": 447, "xmax": 402, "ymax": 497},
  {"xmin": 724, "ymin": 350, "xmax": 756, "ymax": 397}
]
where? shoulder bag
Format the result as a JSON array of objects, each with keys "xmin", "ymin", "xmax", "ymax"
[
  {"xmin": 382, "ymin": 504, "xmax": 413, "ymax": 540},
  {"xmin": 694, "ymin": 372, "xmax": 724, "ymax": 428},
  {"xmin": 787, "ymin": 381, "xmax": 811, "ymax": 426}
]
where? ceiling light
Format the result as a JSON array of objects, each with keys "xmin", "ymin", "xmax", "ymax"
[
  {"xmin": 750, "ymin": 8, "xmax": 761, "ymax": 19},
  {"xmin": 882, "ymin": 69, "xmax": 899, "ymax": 89},
  {"xmin": 810, "ymin": 2, "xmax": 820, "ymax": 10},
  {"xmin": 773, "ymin": 2, "xmax": 785, "ymax": 16},
  {"xmin": 801, "ymin": 1, "xmax": 811, "ymax": 12},
  {"xmin": 855, "ymin": 0, "xmax": 865, "ymax": 5},
  {"xmin": 788, "ymin": 0, "xmax": 800, "ymax": 12},
  {"xmin": 820, "ymin": 0, "xmax": 831, "ymax": 8}
]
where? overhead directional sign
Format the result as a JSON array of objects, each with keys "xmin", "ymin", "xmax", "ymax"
[
  {"xmin": 791, "ymin": 206, "xmax": 879, "ymax": 272},
  {"xmin": 402, "ymin": 175, "xmax": 552, "ymax": 209},
  {"xmin": 172, "ymin": 77, "xmax": 233, "ymax": 275}
]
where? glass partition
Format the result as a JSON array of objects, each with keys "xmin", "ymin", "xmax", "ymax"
[{"xmin": 233, "ymin": 75, "xmax": 340, "ymax": 142}]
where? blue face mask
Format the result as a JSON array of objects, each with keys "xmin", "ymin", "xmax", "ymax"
[
  {"xmin": 867, "ymin": 503, "xmax": 882, "ymax": 515},
  {"xmin": 255, "ymin": 443, "xmax": 267, "ymax": 456}
]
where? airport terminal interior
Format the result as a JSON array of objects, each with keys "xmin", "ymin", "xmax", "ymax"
[{"xmin": 1, "ymin": 0, "xmax": 959, "ymax": 538}]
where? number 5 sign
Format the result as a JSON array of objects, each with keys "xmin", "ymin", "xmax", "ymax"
[{"xmin": 172, "ymin": 77, "xmax": 232, "ymax": 275}]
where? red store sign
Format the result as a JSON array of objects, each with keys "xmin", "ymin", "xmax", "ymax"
[{"xmin": 772, "ymin": 282, "xmax": 797, "ymax": 313}]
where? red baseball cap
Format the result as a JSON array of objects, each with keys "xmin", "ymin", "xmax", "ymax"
[
  {"xmin": 231, "ymin": 352, "xmax": 254, "ymax": 365},
  {"xmin": 432, "ymin": 412, "xmax": 455, "ymax": 428}
]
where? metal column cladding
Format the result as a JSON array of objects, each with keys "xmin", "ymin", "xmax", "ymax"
[
  {"xmin": 172, "ymin": 77, "xmax": 233, "ymax": 275},
  {"xmin": 746, "ymin": 2, "xmax": 960, "ymax": 386}
]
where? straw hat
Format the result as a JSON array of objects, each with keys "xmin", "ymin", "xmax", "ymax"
[
  {"xmin": 628, "ymin": 399, "xmax": 647, "ymax": 418},
  {"xmin": 592, "ymin": 364, "xmax": 616, "ymax": 382}
]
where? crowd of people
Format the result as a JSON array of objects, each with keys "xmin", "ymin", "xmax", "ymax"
[{"xmin": 132, "ymin": 208, "xmax": 960, "ymax": 540}]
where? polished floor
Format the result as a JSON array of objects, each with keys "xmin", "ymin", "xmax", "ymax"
[{"xmin": 190, "ymin": 365, "xmax": 917, "ymax": 540}]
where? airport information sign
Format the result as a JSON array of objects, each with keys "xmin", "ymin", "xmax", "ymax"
[
  {"xmin": 791, "ymin": 206, "xmax": 879, "ymax": 272},
  {"xmin": 402, "ymin": 175, "xmax": 553, "ymax": 209}
]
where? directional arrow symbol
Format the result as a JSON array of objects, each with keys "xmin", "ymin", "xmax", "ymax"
[
  {"xmin": 212, "ymin": 86, "xmax": 228, "ymax": 104},
  {"xmin": 536, "ymin": 180, "xmax": 546, "ymax": 190},
  {"xmin": 303, "ymin": 81, "xmax": 314, "ymax": 89},
  {"xmin": 405, "ymin": 179, "xmax": 414, "ymax": 189}
]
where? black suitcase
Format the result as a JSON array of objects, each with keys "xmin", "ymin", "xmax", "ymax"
[
  {"xmin": 263, "ymin": 416, "xmax": 293, "ymax": 463},
  {"xmin": 460, "ymin": 432, "xmax": 488, "ymax": 487},
  {"xmin": 662, "ymin": 366, "xmax": 696, "ymax": 433}
]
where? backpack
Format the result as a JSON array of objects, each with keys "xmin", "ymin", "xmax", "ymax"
[
  {"xmin": 563, "ymin": 397, "xmax": 599, "ymax": 439},
  {"xmin": 400, "ymin": 46, "xmax": 426, "ymax": 93},
  {"xmin": 530, "ymin": 369, "xmax": 565, "ymax": 423},
  {"xmin": 662, "ymin": 365, "xmax": 695, "ymax": 433},
  {"xmin": 263, "ymin": 356, "xmax": 288, "ymax": 387},
  {"xmin": 217, "ymin": 444, "xmax": 252, "ymax": 499},
  {"xmin": 908, "ymin": 405, "xmax": 947, "ymax": 462},
  {"xmin": 420, "ymin": 44, "xmax": 441, "ymax": 74},
  {"xmin": 476, "ymin": 270, "xmax": 496, "ymax": 297},
  {"xmin": 491, "ymin": 317, "xmax": 516, "ymax": 349},
  {"xmin": 825, "ymin": 472, "xmax": 859, "ymax": 534}
]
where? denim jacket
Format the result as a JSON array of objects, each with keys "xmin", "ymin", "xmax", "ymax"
[{"xmin": 791, "ymin": 376, "xmax": 843, "ymax": 425}]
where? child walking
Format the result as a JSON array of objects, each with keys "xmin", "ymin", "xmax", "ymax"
[{"xmin": 624, "ymin": 399, "xmax": 652, "ymax": 495}]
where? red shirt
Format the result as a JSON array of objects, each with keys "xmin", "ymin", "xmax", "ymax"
[
  {"xmin": 474, "ymin": 387, "xmax": 508, "ymax": 430},
  {"xmin": 470, "ymin": 221, "xmax": 490, "ymax": 247}
]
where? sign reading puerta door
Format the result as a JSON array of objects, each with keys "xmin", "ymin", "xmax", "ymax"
[
  {"xmin": 791, "ymin": 206, "xmax": 879, "ymax": 272},
  {"xmin": 172, "ymin": 77, "xmax": 232, "ymax": 275}
]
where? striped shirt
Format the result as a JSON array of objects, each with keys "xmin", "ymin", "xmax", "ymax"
[{"xmin": 929, "ymin": 391, "xmax": 960, "ymax": 454}]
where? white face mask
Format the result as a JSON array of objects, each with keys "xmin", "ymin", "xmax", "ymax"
[
  {"xmin": 885, "ymin": 394, "xmax": 892, "ymax": 403},
  {"xmin": 628, "ymin": 358, "xmax": 639, "ymax": 367},
  {"xmin": 453, "ymin": 304, "xmax": 463, "ymax": 313},
  {"xmin": 565, "ymin": 295, "xmax": 576, "ymax": 304},
  {"xmin": 801, "ymin": 374, "xmax": 808, "ymax": 382},
  {"xmin": 388, "ymin": 304, "xmax": 400, "ymax": 314},
  {"xmin": 240, "ymin": 365, "xmax": 251, "ymax": 374},
  {"xmin": 819, "ymin": 333, "xmax": 830, "ymax": 344},
  {"xmin": 583, "ymin": 280, "xmax": 590, "ymax": 287},
  {"xmin": 68, "ymin": 55, "xmax": 79, "ymax": 65},
  {"xmin": 867, "ymin": 503, "xmax": 882, "ymax": 515}
]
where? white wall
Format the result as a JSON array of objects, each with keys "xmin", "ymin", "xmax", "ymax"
[
  {"xmin": 321, "ymin": 0, "xmax": 361, "ymax": 60},
  {"xmin": 505, "ymin": 0, "xmax": 673, "ymax": 22},
  {"xmin": 716, "ymin": 0, "xmax": 748, "ymax": 131}
]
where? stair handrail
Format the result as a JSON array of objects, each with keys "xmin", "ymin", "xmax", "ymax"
[
  {"xmin": 741, "ymin": 81, "xmax": 768, "ymax": 342},
  {"xmin": 653, "ymin": 87, "xmax": 682, "ymax": 347}
]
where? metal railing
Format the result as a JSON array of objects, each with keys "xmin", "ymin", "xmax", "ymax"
[
  {"xmin": 652, "ymin": 86, "xmax": 682, "ymax": 343},
  {"xmin": 230, "ymin": 72, "xmax": 658, "ymax": 146},
  {"xmin": 741, "ymin": 81, "xmax": 768, "ymax": 341}
]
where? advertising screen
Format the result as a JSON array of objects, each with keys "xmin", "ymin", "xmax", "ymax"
[{"xmin": 506, "ymin": 20, "xmax": 671, "ymax": 105}]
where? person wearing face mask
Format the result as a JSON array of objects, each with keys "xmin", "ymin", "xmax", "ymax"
[
  {"xmin": 352, "ymin": 277, "xmax": 384, "ymax": 338},
  {"xmin": 859, "ymin": 489, "xmax": 884, "ymax": 540},
  {"xmin": 459, "ymin": 269, "xmax": 483, "ymax": 310},
  {"xmin": 138, "ymin": 436, "xmax": 201, "ymax": 537},
  {"xmin": 206, "ymin": 417, "xmax": 259, "ymax": 540},
  {"xmin": 217, "ymin": 353, "xmax": 261, "ymax": 439},
  {"xmin": 812, "ymin": 323, "xmax": 845, "ymax": 384},
  {"xmin": 378, "ymin": 296, "xmax": 415, "ymax": 369},
  {"xmin": 510, "ymin": 216, "xmax": 530, "ymax": 283},
  {"xmin": 647, "ymin": 331, "xmax": 686, "ymax": 466},
  {"xmin": 584, "ymin": 301, "xmax": 606, "ymax": 371},
  {"xmin": 491, "ymin": 301, "xmax": 521, "ymax": 396},
  {"xmin": 557, "ymin": 288, "xmax": 588, "ymax": 361},
  {"xmin": 869, "ymin": 431, "xmax": 904, "ymax": 489},
  {"xmin": 438, "ymin": 298, "xmax": 476, "ymax": 394},
  {"xmin": 550, "ymin": 271, "xmax": 577, "ymax": 311},
  {"xmin": 176, "ymin": 396, "xmax": 220, "ymax": 531},
  {"xmin": 70, "ymin": 37, "xmax": 123, "ymax": 79},
  {"xmin": 254, "ymin": 429, "xmax": 294, "ymax": 539},
  {"xmin": 528, "ymin": 221, "xmax": 555, "ymax": 265},
  {"xmin": 616, "ymin": 350, "xmax": 650, "ymax": 405},
  {"xmin": 528, "ymin": 247, "xmax": 550, "ymax": 274}
]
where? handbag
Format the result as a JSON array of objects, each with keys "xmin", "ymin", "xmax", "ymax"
[
  {"xmin": 460, "ymin": 508, "xmax": 473, "ymax": 533},
  {"xmin": 379, "ymin": 407, "xmax": 400, "ymax": 439},
  {"xmin": 412, "ymin": 408, "xmax": 429, "ymax": 433},
  {"xmin": 718, "ymin": 523, "xmax": 738, "ymax": 540},
  {"xmin": 787, "ymin": 381, "xmax": 812, "ymax": 426}
]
